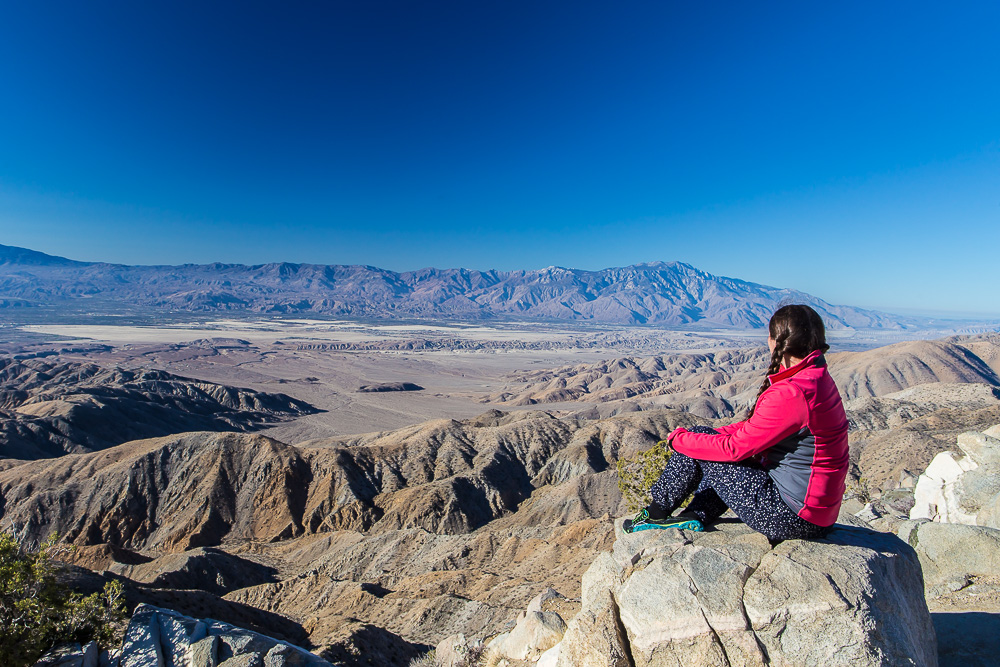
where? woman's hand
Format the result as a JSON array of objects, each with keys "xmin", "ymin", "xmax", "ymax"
[{"xmin": 666, "ymin": 427, "xmax": 688, "ymax": 446}]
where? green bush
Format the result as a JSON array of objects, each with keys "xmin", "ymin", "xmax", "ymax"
[
  {"xmin": 0, "ymin": 529, "xmax": 126, "ymax": 667},
  {"xmin": 616, "ymin": 439, "xmax": 674, "ymax": 513}
]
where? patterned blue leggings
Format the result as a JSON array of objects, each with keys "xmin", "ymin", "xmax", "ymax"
[{"xmin": 649, "ymin": 451, "xmax": 830, "ymax": 542}]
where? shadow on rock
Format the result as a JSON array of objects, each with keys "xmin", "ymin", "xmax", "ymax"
[
  {"xmin": 319, "ymin": 624, "xmax": 432, "ymax": 667},
  {"xmin": 933, "ymin": 612, "xmax": 1000, "ymax": 667}
]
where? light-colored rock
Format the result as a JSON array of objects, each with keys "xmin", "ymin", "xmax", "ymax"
[
  {"xmin": 434, "ymin": 633, "xmax": 470, "ymax": 667},
  {"xmin": 492, "ymin": 610, "xmax": 567, "ymax": 660},
  {"xmin": 911, "ymin": 427, "xmax": 1000, "ymax": 528},
  {"xmin": 976, "ymin": 489, "xmax": 1000, "ymax": 529},
  {"xmin": 745, "ymin": 526, "xmax": 935, "ymax": 666},
  {"xmin": 120, "ymin": 608, "xmax": 166, "ymax": 667},
  {"xmin": 525, "ymin": 588, "xmax": 564, "ymax": 614},
  {"xmin": 554, "ymin": 519, "xmax": 936, "ymax": 667},
  {"xmin": 555, "ymin": 589, "xmax": 630, "ymax": 667},
  {"xmin": 956, "ymin": 431, "xmax": 1000, "ymax": 466},
  {"xmin": 617, "ymin": 526, "xmax": 769, "ymax": 666},
  {"xmin": 841, "ymin": 497, "xmax": 865, "ymax": 515},
  {"xmin": 911, "ymin": 450, "xmax": 979, "ymax": 524},
  {"xmin": 898, "ymin": 519, "xmax": 1000, "ymax": 596},
  {"xmin": 217, "ymin": 656, "xmax": 263, "ymax": 667},
  {"xmin": 536, "ymin": 643, "xmax": 560, "ymax": 667},
  {"xmin": 856, "ymin": 502, "xmax": 881, "ymax": 523},
  {"xmin": 35, "ymin": 643, "xmax": 87, "ymax": 667},
  {"xmin": 485, "ymin": 631, "xmax": 509, "ymax": 653},
  {"xmin": 581, "ymin": 552, "xmax": 620, "ymax": 609}
]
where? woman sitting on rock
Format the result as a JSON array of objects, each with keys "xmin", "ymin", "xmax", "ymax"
[{"xmin": 625, "ymin": 304, "xmax": 849, "ymax": 541}]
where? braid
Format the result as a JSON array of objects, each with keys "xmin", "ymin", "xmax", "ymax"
[
  {"xmin": 749, "ymin": 333, "xmax": 787, "ymax": 417},
  {"xmin": 744, "ymin": 304, "xmax": 830, "ymax": 419}
]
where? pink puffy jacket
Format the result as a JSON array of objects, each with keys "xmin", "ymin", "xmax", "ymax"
[{"xmin": 669, "ymin": 349, "xmax": 849, "ymax": 526}]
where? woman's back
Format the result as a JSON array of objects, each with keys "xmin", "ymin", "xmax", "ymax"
[{"xmin": 764, "ymin": 352, "xmax": 848, "ymax": 526}]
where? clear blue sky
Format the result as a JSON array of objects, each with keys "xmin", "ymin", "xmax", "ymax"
[{"xmin": 0, "ymin": 2, "xmax": 998, "ymax": 317}]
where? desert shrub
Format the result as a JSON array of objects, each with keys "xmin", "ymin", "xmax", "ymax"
[
  {"xmin": 0, "ymin": 528, "xmax": 127, "ymax": 667},
  {"xmin": 845, "ymin": 476, "xmax": 873, "ymax": 504},
  {"xmin": 616, "ymin": 439, "xmax": 673, "ymax": 513},
  {"xmin": 407, "ymin": 649, "xmax": 436, "ymax": 667},
  {"xmin": 410, "ymin": 641, "xmax": 486, "ymax": 667}
]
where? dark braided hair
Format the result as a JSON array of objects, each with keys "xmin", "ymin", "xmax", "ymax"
[{"xmin": 749, "ymin": 304, "xmax": 830, "ymax": 417}]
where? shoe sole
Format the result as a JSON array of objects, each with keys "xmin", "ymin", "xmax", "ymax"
[{"xmin": 626, "ymin": 519, "xmax": 704, "ymax": 533}]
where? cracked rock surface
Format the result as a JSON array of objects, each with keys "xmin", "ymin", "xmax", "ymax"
[
  {"xmin": 552, "ymin": 518, "xmax": 937, "ymax": 667},
  {"xmin": 120, "ymin": 603, "xmax": 335, "ymax": 667}
]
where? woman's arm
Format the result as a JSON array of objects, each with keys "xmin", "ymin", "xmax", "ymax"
[
  {"xmin": 669, "ymin": 382, "xmax": 808, "ymax": 462},
  {"xmin": 712, "ymin": 421, "xmax": 743, "ymax": 436}
]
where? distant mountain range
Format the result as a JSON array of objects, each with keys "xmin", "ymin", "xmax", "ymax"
[{"xmin": 0, "ymin": 243, "xmax": 919, "ymax": 329}]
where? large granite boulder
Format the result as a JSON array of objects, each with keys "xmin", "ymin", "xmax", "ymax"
[
  {"xmin": 118, "ymin": 604, "xmax": 333, "ymax": 667},
  {"xmin": 487, "ymin": 608, "xmax": 567, "ymax": 661},
  {"xmin": 550, "ymin": 519, "xmax": 936, "ymax": 667},
  {"xmin": 910, "ymin": 425, "xmax": 1000, "ymax": 527}
]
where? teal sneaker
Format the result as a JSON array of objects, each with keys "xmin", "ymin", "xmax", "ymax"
[{"xmin": 623, "ymin": 509, "xmax": 704, "ymax": 534}]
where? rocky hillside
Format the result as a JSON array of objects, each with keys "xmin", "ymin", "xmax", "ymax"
[
  {"xmin": 0, "ymin": 395, "xmax": 990, "ymax": 663},
  {"xmin": 485, "ymin": 335, "xmax": 1000, "ymax": 417},
  {"xmin": 0, "ymin": 243, "xmax": 918, "ymax": 328},
  {"xmin": 845, "ymin": 383, "xmax": 1000, "ymax": 492},
  {"xmin": 0, "ymin": 410, "xmax": 706, "ymax": 660},
  {"xmin": 0, "ymin": 357, "xmax": 316, "ymax": 459},
  {"xmin": 828, "ymin": 339, "xmax": 1000, "ymax": 399},
  {"xmin": 0, "ymin": 411, "xmax": 701, "ymax": 550},
  {"xmin": 486, "ymin": 348, "xmax": 770, "ymax": 417},
  {"xmin": 482, "ymin": 335, "xmax": 1000, "ymax": 493}
]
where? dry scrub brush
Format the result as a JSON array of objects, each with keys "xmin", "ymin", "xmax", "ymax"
[
  {"xmin": 0, "ymin": 527, "xmax": 126, "ymax": 667},
  {"xmin": 616, "ymin": 439, "xmax": 674, "ymax": 513}
]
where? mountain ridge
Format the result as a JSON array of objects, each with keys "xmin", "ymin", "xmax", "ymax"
[
  {"xmin": 0, "ymin": 243, "xmax": 918, "ymax": 328},
  {"xmin": 0, "ymin": 357, "xmax": 317, "ymax": 459}
]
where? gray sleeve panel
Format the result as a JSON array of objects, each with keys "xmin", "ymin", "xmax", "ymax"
[{"xmin": 764, "ymin": 427, "xmax": 815, "ymax": 514}]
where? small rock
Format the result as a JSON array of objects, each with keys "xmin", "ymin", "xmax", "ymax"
[
  {"xmin": 525, "ymin": 588, "xmax": 561, "ymax": 613},
  {"xmin": 856, "ymin": 502, "xmax": 882, "ymax": 523},
  {"xmin": 187, "ymin": 636, "xmax": 218, "ymax": 667},
  {"xmin": 34, "ymin": 643, "xmax": 85, "ymax": 667},
  {"xmin": 841, "ymin": 497, "xmax": 866, "ymax": 515},
  {"xmin": 555, "ymin": 589, "xmax": 630, "ymax": 667},
  {"xmin": 218, "ymin": 656, "xmax": 263, "ymax": 667},
  {"xmin": 263, "ymin": 644, "xmax": 292, "ymax": 667},
  {"xmin": 494, "ymin": 610, "xmax": 567, "ymax": 660},
  {"xmin": 536, "ymin": 643, "xmax": 560, "ymax": 667},
  {"xmin": 434, "ymin": 634, "xmax": 470, "ymax": 667},
  {"xmin": 911, "ymin": 427, "xmax": 1000, "ymax": 527}
]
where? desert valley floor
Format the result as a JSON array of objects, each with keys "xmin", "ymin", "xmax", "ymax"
[{"xmin": 1, "ymin": 316, "xmax": 950, "ymax": 438}]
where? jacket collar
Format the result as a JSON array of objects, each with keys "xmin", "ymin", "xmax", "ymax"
[{"xmin": 768, "ymin": 349, "xmax": 826, "ymax": 385}]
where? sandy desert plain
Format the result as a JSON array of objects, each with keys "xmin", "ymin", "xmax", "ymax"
[{"xmin": 1, "ymin": 315, "xmax": 938, "ymax": 440}]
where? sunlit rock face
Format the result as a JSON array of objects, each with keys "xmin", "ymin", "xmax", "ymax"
[
  {"xmin": 552, "ymin": 518, "xmax": 936, "ymax": 667},
  {"xmin": 910, "ymin": 425, "xmax": 1000, "ymax": 527}
]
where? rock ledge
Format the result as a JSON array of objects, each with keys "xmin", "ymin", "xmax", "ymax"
[{"xmin": 549, "ymin": 518, "xmax": 937, "ymax": 667}]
